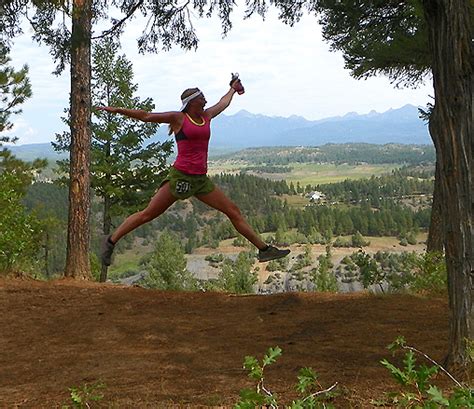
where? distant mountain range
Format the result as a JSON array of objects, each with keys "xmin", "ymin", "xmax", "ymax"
[
  {"xmin": 200, "ymin": 103, "xmax": 431, "ymax": 148},
  {"xmin": 9, "ymin": 104, "xmax": 431, "ymax": 160}
]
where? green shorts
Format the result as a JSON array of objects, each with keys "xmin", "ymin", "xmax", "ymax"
[{"xmin": 161, "ymin": 166, "xmax": 215, "ymax": 200}]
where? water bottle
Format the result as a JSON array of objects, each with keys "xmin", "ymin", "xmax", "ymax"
[{"xmin": 231, "ymin": 72, "xmax": 245, "ymax": 95}]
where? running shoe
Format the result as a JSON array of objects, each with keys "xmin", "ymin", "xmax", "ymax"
[
  {"xmin": 101, "ymin": 235, "xmax": 115, "ymax": 266},
  {"xmin": 258, "ymin": 245, "xmax": 290, "ymax": 262}
]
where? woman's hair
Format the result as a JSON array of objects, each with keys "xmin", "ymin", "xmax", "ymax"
[
  {"xmin": 168, "ymin": 87, "xmax": 200, "ymax": 135},
  {"xmin": 181, "ymin": 88, "xmax": 200, "ymax": 104}
]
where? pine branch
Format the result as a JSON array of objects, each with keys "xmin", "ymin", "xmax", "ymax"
[{"xmin": 92, "ymin": 0, "xmax": 144, "ymax": 40}]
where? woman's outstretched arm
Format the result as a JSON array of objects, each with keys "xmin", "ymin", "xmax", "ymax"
[
  {"xmin": 96, "ymin": 106, "xmax": 181, "ymax": 124},
  {"xmin": 205, "ymin": 75, "xmax": 245, "ymax": 119}
]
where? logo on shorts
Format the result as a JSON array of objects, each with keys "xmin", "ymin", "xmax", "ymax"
[{"xmin": 176, "ymin": 180, "xmax": 191, "ymax": 195}]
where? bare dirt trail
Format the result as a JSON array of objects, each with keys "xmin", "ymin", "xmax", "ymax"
[{"xmin": 0, "ymin": 278, "xmax": 450, "ymax": 408}]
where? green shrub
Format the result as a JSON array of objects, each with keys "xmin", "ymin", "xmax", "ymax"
[
  {"xmin": 351, "ymin": 250, "xmax": 386, "ymax": 292},
  {"xmin": 290, "ymin": 245, "xmax": 313, "ymax": 271},
  {"xmin": 141, "ymin": 230, "xmax": 198, "ymax": 291},
  {"xmin": 408, "ymin": 251, "xmax": 446, "ymax": 294},
  {"xmin": 205, "ymin": 253, "xmax": 225, "ymax": 264},
  {"xmin": 217, "ymin": 252, "xmax": 258, "ymax": 294},
  {"xmin": 311, "ymin": 253, "xmax": 337, "ymax": 292},
  {"xmin": 235, "ymin": 347, "xmax": 337, "ymax": 408},
  {"xmin": 351, "ymin": 231, "xmax": 370, "ymax": 247},
  {"xmin": 63, "ymin": 381, "xmax": 105, "ymax": 408},
  {"xmin": 406, "ymin": 231, "xmax": 418, "ymax": 245},
  {"xmin": 89, "ymin": 253, "xmax": 101, "ymax": 281},
  {"xmin": 233, "ymin": 236, "xmax": 248, "ymax": 247},
  {"xmin": 267, "ymin": 256, "xmax": 289, "ymax": 272},
  {"xmin": 344, "ymin": 251, "xmax": 447, "ymax": 294},
  {"xmin": 380, "ymin": 337, "xmax": 473, "ymax": 408},
  {"xmin": 333, "ymin": 236, "xmax": 351, "ymax": 248},
  {"xmin": 0, "ymin": 172, "xmax": 42, "ymax": 273}
]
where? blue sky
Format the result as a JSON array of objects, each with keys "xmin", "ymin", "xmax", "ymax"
[{"xmin": 6, "ymin": 4, "xmax": 433, "ymax": 145}]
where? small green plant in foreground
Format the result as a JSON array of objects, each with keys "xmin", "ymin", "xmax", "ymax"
[
  {"xmin": 235, "ymin": 346, "xmax": 337, "ymax": 408},
  {"xmin": 62, "ymin": 381, "xmax": 105, "ymax": 409},
  {"xmin": 379, "ymin": 337, "xmax": 473, "ymax": 408}
]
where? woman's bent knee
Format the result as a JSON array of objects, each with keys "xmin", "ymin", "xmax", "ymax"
[{"xmin": 226, "ymin": 206, "xmax": 242, "ymax": 222}]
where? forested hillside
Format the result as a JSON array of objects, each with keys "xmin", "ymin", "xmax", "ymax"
[
  {"xmin": 215, "ymin": 143, "xmax": 435, "ymax": 165},
  {"xmin": 17, "ymin": 144, "xmax": 435, "ymax": 287}
]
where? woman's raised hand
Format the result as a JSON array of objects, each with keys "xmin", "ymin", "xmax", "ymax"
[
  {"xmin": 96, "ymin": 106, "xmax": 119, "ymax": 113},
  {"xmin": 229, "ymin": 73, "xmax": 245, "ymax": 95}
]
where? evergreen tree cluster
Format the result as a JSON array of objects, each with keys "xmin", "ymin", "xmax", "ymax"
[
  {"xmin": 131, "ymin": 172, "xmax": 430, "ymax": 253},
  {"xmin": 22, "ymin": 182, "xmax": 69, "ymax": 276},
  {"xmin": 14, "ymin": 167, "xmax": 432, "ymax": 278},
  {"xmin": 317, "ymin": 168, "xmax": 434, "ymax": 207},
  {"xmin": 24, "ymin": 182, "xmax": 69, "ymax": 221},
  {"xmin": 216, "ymin": 144, "xmax": 435, "ymax": 166},
  {"xmin": 0, "ymin": 172, "xmax": 42, "ymax": 272},
  {"xmin": 336, "ymin": 250, "xmax": 446, "ymax": 294}
]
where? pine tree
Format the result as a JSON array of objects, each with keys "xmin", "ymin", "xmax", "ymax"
[
  {"xmin": 143, "ymin": 230, "xmax": 197, "ymax": 291},
  {"xmin": 0, "ymin": 172, "xmax": 42, "ymax": 273},
  {"xmin": 54, "ymin": 38, "xmax": 173, "ymax": 281},
  {"xmin": 423, "ymin": 0, "xmax": 473, "ymax": 366},
  {"xmin": 351, "ymin": 231, "xmax": 370, "ymax": 248},
  {"xmin": 217, "ymin": 252, "xmax": 258, "ymax": 294},
  {"xmin": 0, "ymin": 42, "xmax": 45, "ymax": 274},
  {"xmin": 2, "ymin": 0, "xmax": 236, "ymax": 278},
  {"xmin": 311, "ymin": 249, "xmax": 337, "ymax": 292},
  {"xmin": 0, "ymin": 42, "xmax": 42, "ymax": 179},
  {"xmin": 0, "ymin": 41, "xmax": 31, "ymax": 135}
]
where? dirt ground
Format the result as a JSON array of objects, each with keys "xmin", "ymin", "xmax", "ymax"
[{"xmin": 0, "ymin": 278, "xmax": 452, "ymax": 408}]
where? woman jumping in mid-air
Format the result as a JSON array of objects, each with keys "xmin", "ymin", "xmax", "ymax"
[{"xmin": 98, "ymin": 74, "xmax": 290, "ymax": 266}]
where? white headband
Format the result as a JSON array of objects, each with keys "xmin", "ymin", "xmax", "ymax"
[{"xmin": 179, "ymin": 90, "xmax": 202, "ymax": 111}]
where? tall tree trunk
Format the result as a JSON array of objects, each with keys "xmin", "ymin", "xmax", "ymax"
[
  {"xmin": 426, "ymin": 160, "xmax": 443, "ymax": 252},
  {"xmin": 99, "ymin": 91, "xmax": 113, "ymax": 283},
  {"xmin": 423, "ymin": 0, "xmax": 473, "ymax": 367},
  {"xmin": 65, "ymin": 0, "xmax": 92, "ymax": 279},
  {"xmin": 99, "ymin": 196, "xmax": 111, "ymax": 283}
]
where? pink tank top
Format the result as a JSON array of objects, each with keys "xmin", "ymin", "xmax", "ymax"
[{"xmin": 173, "ymin": 113, "xmax": 211, "ymax": 175}]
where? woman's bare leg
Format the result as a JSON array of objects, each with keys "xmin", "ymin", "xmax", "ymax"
[
  {"xmin": 196, "ymin": 186, "xmax": 267, "ymax": 250},
  {"xmin": 110, "ymin": 182, "xmax": 177, "ymax": 243}
]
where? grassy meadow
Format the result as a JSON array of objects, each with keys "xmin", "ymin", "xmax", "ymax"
[{"xmin": 208, "ymin": 160, "xmax": 399, "ymax": 185}]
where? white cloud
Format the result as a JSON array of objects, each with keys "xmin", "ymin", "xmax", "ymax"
[{"xmin": 3, "ymin": 117, "xmax": 38, "ymax": 140}]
